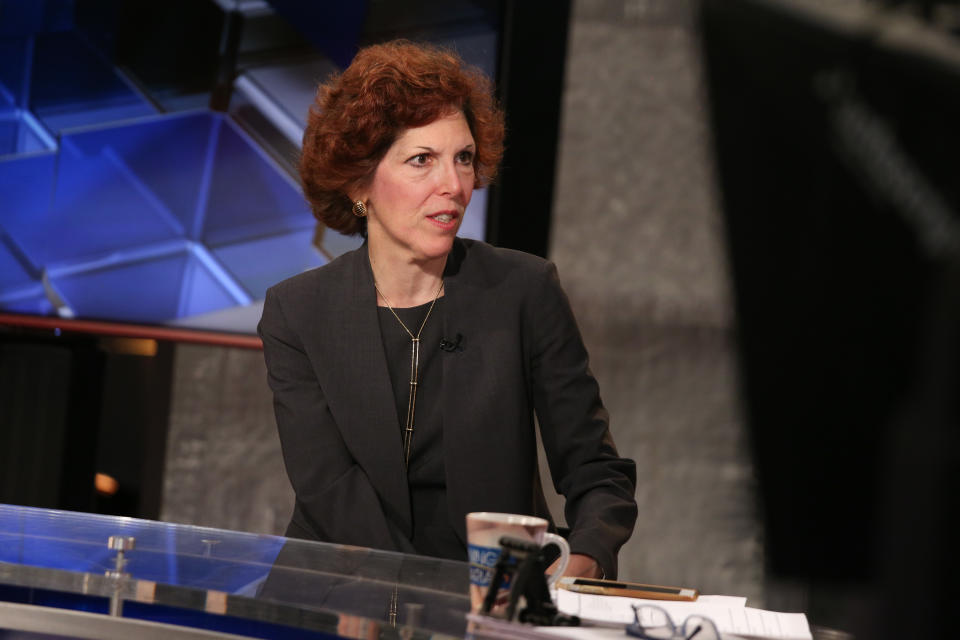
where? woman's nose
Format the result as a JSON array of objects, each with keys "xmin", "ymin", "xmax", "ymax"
[{"xmin": 436, "ymin": 160, "xmax": 464, "ymax": 197}]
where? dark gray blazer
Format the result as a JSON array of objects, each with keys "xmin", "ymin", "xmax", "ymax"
[{"xmin": 258, "ymin": 238, "xmax": 637, "ymax": 578}]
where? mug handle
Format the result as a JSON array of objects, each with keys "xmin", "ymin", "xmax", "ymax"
[{"xmin": 541, "ymin": 532, "xmax": 570, "ymax": 588}]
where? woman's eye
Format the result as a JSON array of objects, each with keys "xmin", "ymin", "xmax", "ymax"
[
  {"xmin": 456, "ymin": 151, "xmax": 474, "ymax": 165},
  {"xmin": 409, "ymin": 153, "xmax": 430, "ymax": 166}
]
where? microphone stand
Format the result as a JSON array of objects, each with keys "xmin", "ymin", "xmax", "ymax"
[{"xmin": 480, "ymin": 536, "xmax": 580, "ymax": 626}]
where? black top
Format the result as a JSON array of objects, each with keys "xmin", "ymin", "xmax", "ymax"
[{"xmin": 377, "ymin": 298, "xmax": 464, "ymax": 561}]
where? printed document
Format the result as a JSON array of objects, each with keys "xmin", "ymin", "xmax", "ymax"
[{"xmin": 552, "ymin": 590, "xmax": 812, "ymax": 640}]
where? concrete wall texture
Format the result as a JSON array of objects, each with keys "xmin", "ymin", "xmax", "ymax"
[
  {"xmin": 162, "ymin": 0, "xmax": 771, "ymax": 607},
  {"xmin": 549, "ymin": 0, "xmax": 763, "ymax": 602}
]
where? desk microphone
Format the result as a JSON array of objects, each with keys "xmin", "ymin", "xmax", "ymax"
[{"xmin": 440, "ymin": 333, "xmax": 464, "ymax": 352}]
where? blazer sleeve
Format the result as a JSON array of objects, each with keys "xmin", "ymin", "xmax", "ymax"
[
  {"xmin": 258, "ymin": 286, "xmax": 413, "ymax": 553},
  {"xmin": 526, "ymin": 262, "xmax": 638, "ymax": 579}
]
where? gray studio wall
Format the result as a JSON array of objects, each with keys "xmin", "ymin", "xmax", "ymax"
[
  {"xmin": 162, "ymin": 0, "xmax": 766, "ymax": 604},
  {"xmin": 547, "ymin": 0, "xmax": 763, "ymax": 602}
]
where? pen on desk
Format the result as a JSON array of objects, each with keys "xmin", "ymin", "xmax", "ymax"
[{"xmin": 556, "ymin": 577, "xmax": 699, "ymax": 601}]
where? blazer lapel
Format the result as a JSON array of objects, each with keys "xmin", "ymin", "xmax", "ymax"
[
  {"xmin": 440, "ymin": 240, "xmax": 486, "ymax": 545},
  {"xmin": 317, "ymin": 245, "xmax": 412, "ymax": 538}
]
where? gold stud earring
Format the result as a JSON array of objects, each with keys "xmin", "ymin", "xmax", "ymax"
[{"xmin": 352, "ymin": 200, "xmax": 367, "ymax": 217}]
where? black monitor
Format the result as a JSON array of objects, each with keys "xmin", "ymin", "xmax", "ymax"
[{"xmin": 699, "ymin": 0, "xmax": 960, "ymax": 635}]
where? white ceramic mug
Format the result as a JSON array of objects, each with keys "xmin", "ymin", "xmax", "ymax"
[{"xmin": 466, "ymin": 512, "xmax": 570, "ymax": 613}]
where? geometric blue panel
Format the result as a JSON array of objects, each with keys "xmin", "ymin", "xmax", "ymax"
[
  {"xmin": 0, "ymin": 106, "xmax": 319, "ymax": 332},
  {"xmin": 1, "ymin": 110, "xmax": 316, "ymax": 276},
  {"xmin": 0, "ymin": 231, "xmax": 36, "ymax": 292},
  {"xmin": 30, "ymin": 29, "xmax": 155, "ymax": 133},
  {"xmin": 200, "ymin": 119, "xmax": 315, "ymax": 247},
  {"xmin": 0, "ymin": 227, "xmax": 49, "ymax": 315},
  {"xmin": 49, "ymin": 245, "xmax": 244, "ymax": 324},
  {"xmin": 0, "ymin": 106, "xmax": 57, "ymax": 156},
  {"xmin": 211, "ymin": 227, "xmax": 326, "ymax": 301},
  {"xmin": 0, "ymin": 38, "xmax": 31, "ymax": 109},
  {"xmin": 0, "ymin": 0, "xmax": 74, "ymax": 38},
  {"xmin": 3, "ymin": 123, "xmax": 187, "ymax": 269},
  {"xmin": 0, "ymin": 288, "xmax": 55, "ymax": 314},
  {"xmin": 0, "ymin": 143, "xmax": 57, "ymax": 276}
]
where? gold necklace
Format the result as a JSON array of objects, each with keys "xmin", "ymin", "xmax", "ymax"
[{"xmin": 373, "ymin": 278, "xmax": 444, "ymax": 469}]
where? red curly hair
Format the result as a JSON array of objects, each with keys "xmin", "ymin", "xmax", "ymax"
[{"xmin": 299, "ymin": 40, "xmax": 506, "ymax": 236}]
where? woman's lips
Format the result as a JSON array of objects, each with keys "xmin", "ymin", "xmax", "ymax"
[{"xmin": 428, "ymin": 211, "xmax": 459, "ymax": 228}]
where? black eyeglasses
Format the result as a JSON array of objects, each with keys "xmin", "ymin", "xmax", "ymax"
[{"xmin": 626, "ymin": 604, "xmax": 720, "ymax": 640}]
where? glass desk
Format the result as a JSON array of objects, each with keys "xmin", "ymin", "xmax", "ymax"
[{"xmin": 0, "ymin": 504, "xmax": 470, "ymax": 639}]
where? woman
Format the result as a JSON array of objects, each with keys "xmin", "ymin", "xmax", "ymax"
[{"xmin": 258, "ymin": 40, "xmax": 637, "ymax": 579}]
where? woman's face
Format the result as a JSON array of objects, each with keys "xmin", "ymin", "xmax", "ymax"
[{"xmin": 361, "ymin": 111, "xmax": 476, "ymax": 264}]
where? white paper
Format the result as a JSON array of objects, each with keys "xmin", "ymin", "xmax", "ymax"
[
  {"xmin": 696, "ymin": 594, "xmax": 748, "ymax": 608},
  {"xmin": 553, "ymin": 590, "xmax": 812, "ymax": 640}
]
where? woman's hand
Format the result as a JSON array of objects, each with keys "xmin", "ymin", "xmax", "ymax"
[{"xmin": 548, "ymin": 553, "xmax": 603, "ymax": 579}]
